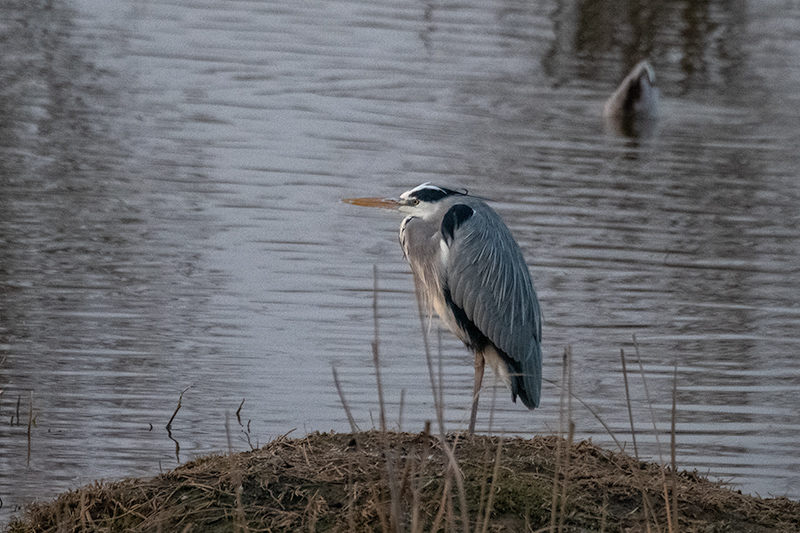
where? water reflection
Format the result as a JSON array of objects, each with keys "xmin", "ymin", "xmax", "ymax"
[
  {"xmin": 552, "ymin": 0, "xmax": 749, "ymax": 98},
  {"xmin": 1, "ymin": 0, "xmax": 799, "ymax": 525}
]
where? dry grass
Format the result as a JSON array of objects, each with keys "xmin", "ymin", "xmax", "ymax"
[{"xmin": 7, "ymin": 430, "xmax": 800, "ymax": 533}]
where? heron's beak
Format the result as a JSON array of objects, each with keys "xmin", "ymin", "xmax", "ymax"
[{"xmin": 342, "ymin": 196, "xmax": 401, "ymax": 210}]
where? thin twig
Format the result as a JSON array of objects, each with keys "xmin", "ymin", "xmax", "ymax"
[
  {"xmin": 409, "ymin": 458, "xmax": 420, "ymax": 533},
  {"xmin": 632, "ymin": 336, "xmax": 669, "ymax": 533},
  {"xmin": 557, "ymin": 347, "xmax": 574, "ymax": 533},
  {"xmin": 235, "ymin": 398, "xmax": 254, "ymax": 450},
  {"xmin": 372, "ymin": 265, "xmax": 401, "ymax": 533},
  {"xmin": 558, "ymin": 421, "xmax": 575, "ymax": 533},
  {"xmin": 429, "ymin": 475, "xmax": 451, "ymax": 532},
  {"xmin": 620, "ymin": 348, "xmax": 639, "ymax": 459},
  {"xmin": 413, "ymin": 280, "xmax": 470, "ymax": 531},
  {"xmin": 487, "ymin": 374, "xmax": 499, "ymax": 436},
  {"xmin": 415, "ymin": 283, "xmax": 445, "ymax": 436},
  {"xmin": 347, "ymin": 456, "xmax": 357, "ymax": 532},
  {"xmin": 632, "ymin": 336, "xmax": 666, "ymax": 464},
  {"xmin": 225, "ymin": 411, "xmax": 233, "ymax": 454},
  {"xmin": 27, "ymin": 391, "xmax": 33, "ymax": 466},
  {"xmin": 550, "ymin": 346, "xmax": 570, "ymax": 533},
  {"xmin": 372, "ymin": 265, "xmax": 387, "ymax": 434},
  {"xmin": 373, "ymin": 339, "xmax": 387, "ymax": 433},
  {"xmin": 542, "ymin": 376, "xmax": 623, "ymax": 452},
  {"xmin": 332, "ymin": 366, "xmax": 360, "ymax": 432},
  {"xmin": 480, "ymin": 438, "xmax": 503, "ymax": 533},
  {"xmin": 166, "ymin": 386, "xmax": 191, "ymax": 463},
  {"xmin": 436, "ymin": 328, "xmax": 444, "ymax": 430},
  {"xmin": 622, "ymin": 347, "xmax": 658, "ymax": 531},
  {"xmin": 236, "ymin": 398, "xmax": 246, "ymax": 427},
  {"xmin": 398, "ymin": 388, "xmax": 405, "ymax": 432},
  {"xmin": 670, "ymin": 358, "xmax": 679, "ymax": 533},
  {"xmin": 166, "ymin": 386, "xmax": 191, "ymax": 431},
  {"xmin": 475, "ymin": 441, "xmax": 492, "ymax": 528}
]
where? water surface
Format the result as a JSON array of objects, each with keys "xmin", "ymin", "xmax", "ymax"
[{"xmin": 1, "ymin": 0, "xmax": 799, "ymax": 522}]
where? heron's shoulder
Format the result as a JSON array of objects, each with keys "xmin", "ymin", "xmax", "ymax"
[{"xmin": 440, "ymin": 203, "xmax": 476, "ymax": 246}]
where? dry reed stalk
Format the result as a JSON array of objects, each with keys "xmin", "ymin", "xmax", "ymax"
[
  {"xmin": 415, "ymin": 282, "xmax": 445, "ymax": 436},
  {"xmin": 332, "ymin": 366, "xmax": 360, "ymax": 432},
  {"xmin": 600, "ymin": 491, "xmax": 608, "ymax": 533},
  {"xmin": 439, "ymin": 434, "xmax": 470, "ymax": 532},
  {"xmin": 620, "ymin": 348, "xmax": 639, "ymax": 459},
  {"xmin": 79, "ymin": 489, "xmax": 87, "ymax": 531},
  {"xmin": 372, "ymin": 265, "xmax": 402, "ymax": 533},
  {"xmin": 486, "ymin": 377, "xmax": 499, "ymax": 436},
  {"xmin": 347, "ymin": 457, "xmax": 357, "ymax": 532},
  {"xmin": 27, "ymin": 391, "xmax": 33, "ymax": 466},
  {"xmin": 412, "ymin": 270, "xmax": 470, "ymax": 532},
  {"xmin": 470, "ymin": 388, "xmax": 500, "ymax": 531},
  {"xmin": 398, "ymin": 455, "xmax": 414, "ymax": 507},
  {"xmin": 440, "ymin": 484, "xmax": 456, "ymax": 532},
  {"xmin": 670, "ymin": 359, "xmax": 679, "ymax": 532},
  {"xmin": 234, "ymin": 473, "xmax": 249, "ymax": 533},
  {"xmin": 225, "ymin": 410, "xmax": 234, "ymax": 454},
  {"xmin": 475, "ymin": 442, "xmax": 493, "ymax": 527},
  {"xmin": 479, "ymin": 438, "xmax": 504, "ymax": 533},
  {"xmin": 557, "ymin": 347, "xmax": 574, "ymax": 533},
  {"xmin": 398, "ymin": 388, "xmax": 406, "ymax": 431},
  {"xmin": 558, "ymin": 421, "xmax": 575, "ymax": 533},
  {"xmin": 372, "ymin": 265, "xmax": 387, "ymax": 435},
  {"xmin": 429, "ymin": 473, "xmax": 451, "ymax": 532},
  {"xmin": 371, "ymin": 482, "xmax": 391, "ymax": 533},
  {"xmin": 621, "ymin": 347, "xmax": 660, "ymax": 532},
  {"xmin": 224, "ymin": 411, "xmax": 251, "ymax": 533},
  {"xmin": 410, "ymin": 421, "xmax": 432, "ymax": 533},
  {"xmin": 436, "ymin": 329, "xmax": 445, "ymax": 430},
  {"xmin": 632, "ymin": 336, "xmax": 673, "ymax": 533},
  {"xmin": 549, "ymin": 346, "xmax": 571, "ymax": 533},
  {"xmin": 541, "ymin": 374, "xmax": 622, "ymax": 452},
  {"xmin": 305, "ymin": 489, "xmax": 321, "ymax": 533}
]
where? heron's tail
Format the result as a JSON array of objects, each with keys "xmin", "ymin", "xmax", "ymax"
[
  {"xmin": 490, "ymin": 343, "xmax": 541, "ymax": 409},
  {"xmin": 509, "ymin": 342, "xmax": 541, "ymax": 409}
]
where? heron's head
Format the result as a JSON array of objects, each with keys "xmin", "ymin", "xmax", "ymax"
[{"xmin": 344, "ymin": 183, "xmax": 466, "ymax": 218}]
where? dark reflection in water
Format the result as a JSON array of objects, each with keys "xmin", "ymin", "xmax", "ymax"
[
  {"xmin": 548, "ymin": 0, "xmax": 755, "ymax": 107},
  {"xmin": 1, "ymin": 0, "xmax": 799, "ymax": 523}
]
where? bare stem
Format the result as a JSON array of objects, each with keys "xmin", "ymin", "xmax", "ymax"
[
  {"xmin": 27, "ymin": 391, "xmax": 33, "ymax": 467},
  {"xmin": 332, "ymin": 366, "xmax": 360, "ymax": 433},
  {"xmin": 670, "ymin": 359, "xmax": 679, "ymax": 533},
  {"xmin": 479, "ymin": 438, "xmax": 503, "ymax": 533},
  {"xmin": 166, "ymin": 385, "xmax": 191, "ymax": 463}
]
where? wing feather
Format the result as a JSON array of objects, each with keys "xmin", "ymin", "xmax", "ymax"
[{"xmin": 441, "ymin": 199, "xmax": 542, "ymax": 408}]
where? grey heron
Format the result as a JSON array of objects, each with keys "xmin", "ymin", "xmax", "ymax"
[
  {"xmin": 345, "ymin": 183, "xmax": 542, "ymax": 434},
  {"xmin": 603, "ymin": 60, "xmax": 659, "ymax": 120}
]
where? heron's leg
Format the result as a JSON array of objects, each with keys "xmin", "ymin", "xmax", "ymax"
[{"xmin": 468, "ymin": 352, "xmax": 485, "ymax": 434}]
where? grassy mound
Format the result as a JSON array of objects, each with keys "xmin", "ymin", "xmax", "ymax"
[{"xmin": 7, "ymin": 430, "xmax": 799, "ymax": 532}]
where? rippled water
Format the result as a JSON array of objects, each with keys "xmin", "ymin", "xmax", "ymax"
[{"xmin": 1, "ymin": 0, "xmax": 799, "ymax": 523}]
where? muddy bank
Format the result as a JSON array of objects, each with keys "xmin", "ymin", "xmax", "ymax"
[{"xmin": 7, "ymin": 431, "xmax": 799, "ymax": 532}]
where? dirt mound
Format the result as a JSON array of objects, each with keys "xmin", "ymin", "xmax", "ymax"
[{"xmin": 7, "ymin": 430, "xmax": 799, "ymax": 532}]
